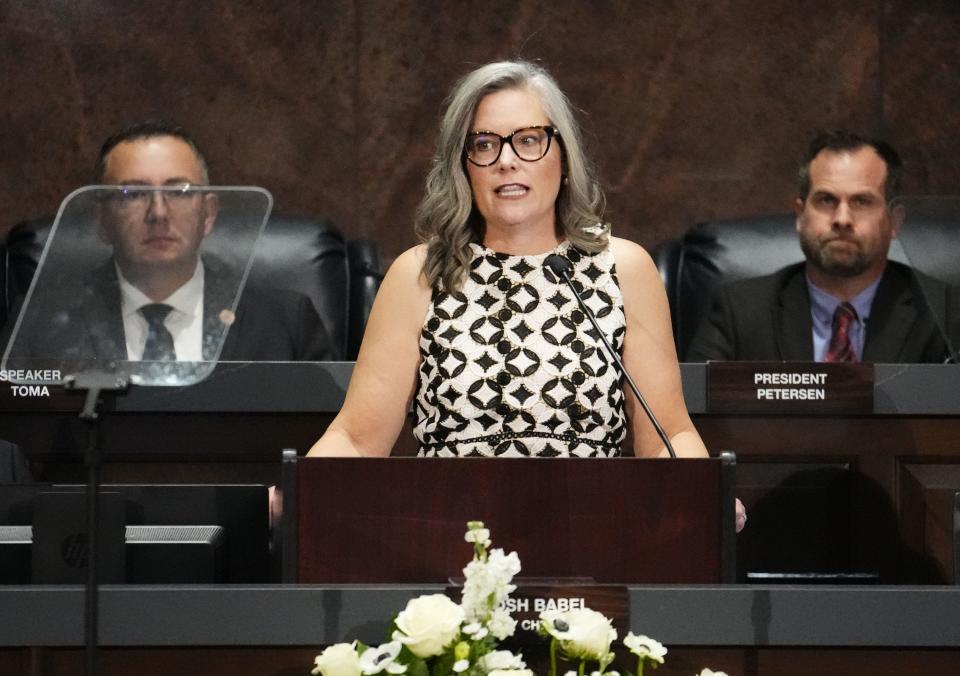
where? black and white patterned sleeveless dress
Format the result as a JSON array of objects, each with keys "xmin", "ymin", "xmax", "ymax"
[{"xmin": 414, "ymin": 241, "xmax": 627, "ymax": 457}]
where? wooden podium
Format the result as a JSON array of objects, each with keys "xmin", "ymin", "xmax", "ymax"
[{"xmin": 285, "ymin": 455, "xmax": 736, "ymax": 584}]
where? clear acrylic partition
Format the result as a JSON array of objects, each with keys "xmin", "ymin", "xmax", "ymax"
[
  {"xmin": 888, "ymin": 196, "xmax": 960, "ymax": 362},
  {"xmin": 1, "ymin": 185, "xmax": 272, "ymax": 386}
]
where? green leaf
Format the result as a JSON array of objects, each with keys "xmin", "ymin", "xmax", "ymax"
[
  {"xmin": 430, "ymin": 650, "xmax": 455, "ymax": 676},
  {"xmin": 407, "ymin": 658, "xmax": 429, "ymax": 676}
]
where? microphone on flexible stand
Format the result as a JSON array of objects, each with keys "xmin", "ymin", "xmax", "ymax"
[{"xmin": 543, "ymin": 254, "xmax": 676, "ymax": 458}]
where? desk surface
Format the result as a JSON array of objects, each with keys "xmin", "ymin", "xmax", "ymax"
[
  {"xmin": 3, "ymin": 362, "xmax": 958, "ymax": 588},
  {"xmin": 1, "ymin": 362, "xmax": 958, "ymax": 415},
  {"xmin": 2, "ymin": 584, "xmax": 960, "ymax": 648}
]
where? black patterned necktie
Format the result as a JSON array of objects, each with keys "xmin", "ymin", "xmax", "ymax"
[
  {"xmin": 139, "ymin": 303, "xmax": 176, "ymax": 361},
  {"xmin": 825, "ymin": 302, "xmax": 858, "ymax": 363}
]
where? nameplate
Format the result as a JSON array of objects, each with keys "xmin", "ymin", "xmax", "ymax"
[
  {"xmin": 446, "ymin": 583, "xmax": 628, "ymax": 641},
  {"xmin": 510, "ymin": 584, "xmax": 628, "ymax": 637},
  {"xmin": 0, "ymin": 369, "xmax": 81, "ymax": 411},
  {"xmin": 707, "ymin": 362, "xmax": 873, "ymax": 414}
]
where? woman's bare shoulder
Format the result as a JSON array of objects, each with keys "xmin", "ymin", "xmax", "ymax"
[
  {"xmin": 386, "ymin": 244, "xmax": 429, "ymax": 281},
  {"xmin": 375, "ymin": 244, "xmax": 430, "ymax": 298},
  {"xmin": 608, "ymin": 235, "xmax": 656, "ymax": 279}
]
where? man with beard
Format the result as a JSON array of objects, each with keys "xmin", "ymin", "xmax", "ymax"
[{"xmin": 687, "ymin": 129, "xmax": 953, "ymax": 363}]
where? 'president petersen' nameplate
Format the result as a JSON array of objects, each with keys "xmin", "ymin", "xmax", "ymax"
[{"xmin": 707, "ymin": 362, "xmax": 873, "ymax": 414}]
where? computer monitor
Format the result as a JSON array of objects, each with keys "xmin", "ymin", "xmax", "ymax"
[{"xmin": 0, "ymin": 484, "xmax": 270, "ymax": 584}]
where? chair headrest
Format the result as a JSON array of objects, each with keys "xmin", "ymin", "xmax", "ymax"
[{"xmin": 2, "ymin": 213, "xmax": 359, "ymax": 359}]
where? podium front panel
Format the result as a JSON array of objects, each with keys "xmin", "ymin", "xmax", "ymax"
[{"xmin": 297, "ymin": 457, "xmax": 725, "ymax": 584}]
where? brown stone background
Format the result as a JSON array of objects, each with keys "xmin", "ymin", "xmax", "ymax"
[{"xmin": 2, "ymin": 0, "xmax": 958, "ymax": 264}]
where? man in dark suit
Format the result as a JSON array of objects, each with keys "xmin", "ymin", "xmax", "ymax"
[
  {"xmin": 688, "ymin": 129, "xmax": 953, "ymax": 363},
  {"xmin": 9, "ymin": 121, "xmax": 333, "ymax": 373}
]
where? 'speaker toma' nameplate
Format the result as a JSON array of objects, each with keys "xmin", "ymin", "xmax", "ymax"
[{"xmin": 707, "ymin": 361, "xmax": 873, "ymax": 414}]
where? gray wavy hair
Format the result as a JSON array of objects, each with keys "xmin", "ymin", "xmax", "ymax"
[{"xmin": 414, "ymin": 60, "xmax": 608, "ymax": 292}]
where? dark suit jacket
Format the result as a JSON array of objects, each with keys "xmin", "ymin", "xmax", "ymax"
[
  {"xmin": 686, "ymin": 261, "xmax": 954, "ymax": 363},
  {"xmin": 11, "ymin": 256, "xmax": 334, "ymax": 368}
]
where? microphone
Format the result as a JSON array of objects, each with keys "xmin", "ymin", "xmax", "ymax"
[{"xmin": 543, "ymin": 254, "xmax": 677, "ymax": 458}]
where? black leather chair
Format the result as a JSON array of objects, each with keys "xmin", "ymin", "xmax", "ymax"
[
  {"xmin": 654, "ymin": 213, "xmax": 960, "ymax": 361},
  {"xmin": 1, "ymin": 215, "xmax": 382, "ymax": 361},
  {"xmin": 0, "ymin": 440, "xmax": 32, "ymax": 483}
]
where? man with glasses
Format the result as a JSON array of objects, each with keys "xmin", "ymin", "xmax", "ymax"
[
  {"xmin": 687, "ymin": 129, "xmax": 953, "ymax": 363},
  {"xmin": 24, "ymin": 121, "xmax": 333, "ymax": 366}
]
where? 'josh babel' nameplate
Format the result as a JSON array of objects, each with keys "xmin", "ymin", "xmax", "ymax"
[
  {"xmin": 707, "ymin": 361, "xmax": 873, "ymax": 414},
  {"xmin": 446, "ymin": 583, "xmax": 628, "ymax": 642},
  {"xmin": 507, "ymin": 585, "xmax": 628, "ymax": 639}
]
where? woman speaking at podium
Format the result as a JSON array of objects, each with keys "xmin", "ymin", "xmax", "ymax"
[{"xmin": 309, "ymin": 61, "xmax": 709, "ymax": 464}]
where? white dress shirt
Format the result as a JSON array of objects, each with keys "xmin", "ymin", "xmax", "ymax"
[
  {"xmin": 117, "ymin": 261, "xmax": 205, "ymax": 361},
  {"xmin": 807, "ymin": 273, "xmax": 880, "ymax": 362}
]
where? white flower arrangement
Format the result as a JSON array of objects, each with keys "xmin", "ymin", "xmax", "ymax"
[
  {"xmin": 310, "ymin": 521, "xmax": 726, "ymax": 676},
  {"xmin": 312, "ymin": 522, "xmax": 524, "ymax": 676}
]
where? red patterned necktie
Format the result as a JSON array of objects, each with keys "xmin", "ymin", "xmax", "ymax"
[{"xmin": 825, "ymin": 302, "xmax": 858, "ymax": 363}]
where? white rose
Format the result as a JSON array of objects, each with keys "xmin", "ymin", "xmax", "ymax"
[
  {"xmin": 392, "ymin": 594, "xmax": 465, "ymax": 658},
  {"xmin": 312, "ymin": 642, "xmax": 361, "ymax": 676},
  {"xmin": 540, "ymin": 608, "xmax": 617, "ymax": 661}
]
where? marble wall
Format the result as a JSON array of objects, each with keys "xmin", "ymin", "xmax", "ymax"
[{"xmin": 2, "ymin": 0, "xmax": 958, "ymax": 262}]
